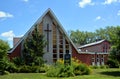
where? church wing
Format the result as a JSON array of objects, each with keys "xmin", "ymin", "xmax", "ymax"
[{"xmin": 9, "ymin": 8, "xmax": 79, "ymax": 64}]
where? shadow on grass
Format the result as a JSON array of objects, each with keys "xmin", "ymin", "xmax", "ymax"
[{"xmin": 100, "ymin": 71, "xmax": 120, "ymax": 77}]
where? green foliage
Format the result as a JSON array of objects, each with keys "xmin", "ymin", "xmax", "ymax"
[
  {"xmin": 0, "ymin": 39, "xmax": 12, "ymax": 75},
  {"xmin": 59, "ymin": 65, "xmax": 74, "ymax": 77},
  {"xmin": 22, "ymin": 26, "xmax": 47, "ymax": 66},
  {"xmin": 3, "ymin": 71, "xmax": 10, "ymax": 75},
  {"xmin": 70, "ymin": 30, "xmax": 95, "ymax": 45},
  {"xmin": 0, "ymin": 58, "xmax": 17, "ymax": 75},
  {"xmin": 106, "ymin": 59, "xmax": 119, "ymax": 68},
  {"xmin": 33, "ymin": 56, "xmax": 44, "ymax": 66},
  {"xmin": 1, "ymin": 69, "xmax": 120, "ymax": 79},
  {"xmin": 73, "ymin": 63, "xmax": 91, "ymax": 75},
  {"xmin": 90, "ymin": 65, "xmax": 108, "ymax": 69},
  {"xmin": 90, "ymin": 65, "xmax": 99, "ymax": 69},
  {"xmin": 46, "ymin": 64, "xmax": 74, "ymax": 77},
  {"xmin": 18, "ymin": 65, "xmax": 32, "ymax": 73},
  {"xmin": 46, "ymin": 58, "xmax": 91, "ymax": 77},
  {"xmin": 70, "ymin": 26, "xmax": 120, "ymax": 45},
  {"xmin": 0, "ymin": 39, "xmax": 10, "ymax": 59},
  {"xmin": 12, "ymin": 57, "xmax": 25, "ymax": 66},
  {"xmin": 0, "ymin": 70, "xmax": 10, "ymax": 75},
  {"xmin": 5, "ymin": 62, "xmax": 18, "ymax": 73},
  {"xmin": 109, "ymin": 26, "xmax": 120, "ymax": 64},
  {"xmin": 18, "ymin": 65, "xmax": 48, "ymax": 73}
]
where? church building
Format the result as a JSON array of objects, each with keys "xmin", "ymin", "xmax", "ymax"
[
  {"xmin": 8, "ymin": 8, "xmax": 79, "ymax": 64},
  {"xmin": 8, "ymin": 9, "xmax": 110, "ymax": 66}
]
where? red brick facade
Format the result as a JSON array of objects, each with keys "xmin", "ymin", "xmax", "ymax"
[
  {"xmin": 72, "ymin": 40, "xmax": 110, "ymax": 66},
  {"xmin": 8, "ymin": 42, "xmax": 22, "ymax": 60},
  {"xmin": 80, "ymin": 40, "xmax": 110, "ymax": 53}
]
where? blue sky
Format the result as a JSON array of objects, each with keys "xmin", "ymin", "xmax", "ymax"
[{"xmin": 0, "ymin": 0, "xmax": 120, "ymax": 47}]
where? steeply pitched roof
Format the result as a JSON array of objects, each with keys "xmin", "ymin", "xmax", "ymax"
[
  {"xmin": 78, "ymin": 39, "xmax": 106, "ymax": 49},
  {"xmin": 9, "ymin": 8, "xmax": 79, "ymax": 53}
]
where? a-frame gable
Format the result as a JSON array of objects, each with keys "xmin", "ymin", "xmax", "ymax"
[{"xmin": 9, "ymin": 8, "xmax": 79, "ymax": 63}]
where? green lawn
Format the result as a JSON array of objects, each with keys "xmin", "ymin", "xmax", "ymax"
[{"xmin": 0, "ymin": 68, "xmax": 120, "ymax": 79}]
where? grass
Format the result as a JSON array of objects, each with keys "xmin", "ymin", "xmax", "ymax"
[{"xmin": 0, "ymin": 68, "xmax": 120, "ymax": 79}]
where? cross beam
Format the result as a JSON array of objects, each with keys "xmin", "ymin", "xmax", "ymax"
[{"xmin": 44, "ymin": 24, "xmax": 51, "ymax": 52}]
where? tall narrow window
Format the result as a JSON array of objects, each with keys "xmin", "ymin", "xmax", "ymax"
[{"xmin": 44, "ymin": 24, "xmax": 51, "ymax": 52}]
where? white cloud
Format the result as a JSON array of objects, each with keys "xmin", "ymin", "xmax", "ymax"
[
  {"xmin": 78, "ymin": 0, "xmax": 94, "ymax": 8},
  {"xmin": 1, "ymin": 30, "xmax": 15, "ymax": 41},
  {"xmin": 0, "ymin": 11, "xmax": 13, "ymax": 18},
  {"xmin": 117, "ymin": 10, "xmax": 120, "ymax": 16},
  {"xmin": 0, "ymin": 30, "xmax": 23, "ymax": 41},
  {"xmin": 95, "ymin": 16, "xmax": 101, "ymax": 20},
  {"xmin": 22, "ymin": 0, "xmax": 29, "ymax": 2},
  {"xmin": 103, "ymin": 0, "xmax": 118, "ymax": 5}
]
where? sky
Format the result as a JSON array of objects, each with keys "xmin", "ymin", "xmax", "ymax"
[{"xmin": 0, "ymin": 0, "xmax": 120, "ymax": 48}]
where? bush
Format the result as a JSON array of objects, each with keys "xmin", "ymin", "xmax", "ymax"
[
  {"xmin": 58, "ymin": 65, "xmax": 75, "ymax": 77},
  {"xmin": 107, "ymin": 59, "xmax": 119, "ymax": 68},
  {"xmin": 12, "ymin": 57, "xmax": 24, "ymax": 66},
  {"xmin": 46, "ymin": 66, "xmax": 60, "ymax": 77},
  {"xmin": 19, "ymin": 65, "xmax": 32, "ymax": 73},
  {"xmin": 100, "ymin": 65, "xmax": 108, "ymax": 69},
  {"xmin": 0, "ymin": 58, "xmax": 17, "ymax": 73},
  {"xmin": 73, "ymin": 64, "xmax": 91, "ymax": 75},
  {"xmin": 18, "ymin": 65, "xmax": 48, "ymax": 73},
  {"xmin": 0, "ymin": 70, "xmax": 10, "ymax": 75},
  {"xmin": 46, "ymin": 58, "xmax": 91, "ymax": 77},
  {"xmin": 46, "ymin": 65, "xmax": 74, "ymax": 77},
  {"xmin": 5, "ymin": 62, "xmax": 18, "ymax": 73},
  {"xmin": 90, "ymin": 65, "xmax": 99, "ymax": 69},
  {"xmin": 3, "ymin": 71, "xmax": 10, "ymax": 75},
  {"xmin": 90, "ymin": 65, "xmax": 109, "ymax": 69}
]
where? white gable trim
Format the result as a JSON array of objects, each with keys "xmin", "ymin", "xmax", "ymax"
[{"xmin": 78, "ymin": 39, "xmax": 106, "ymax": 49}]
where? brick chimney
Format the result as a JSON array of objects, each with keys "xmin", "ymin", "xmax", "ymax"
[{"xmin": 13, "ymin": 37, "xmax": 21, "ymax": 46}]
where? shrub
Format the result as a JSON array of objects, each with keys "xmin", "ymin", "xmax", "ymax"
[
  {"xmin": 19, "ymin": 65, "xmax": 32, "ymax": 73},
  {"xmin": 73, "ymin": 63, "xmax": 91, "ymax": 75},
  {"xmin": 46, "ymin": 66, "xmax": 60, "ymax": 77},
  {"xmin": 46, "ymin": 65, "xmax": 74, "ymax": 77},
  {"xmin": 58, "ymin": 65, "xmax": 75, "ymax": 77},
  {"xmin": 46, "ymin": 58, "xmax": 91, "ymax": 77},
  {"xmin": 90, "ymin": 65, "xmax": 109, "ymax": 69},
  {"xmin": 100, "ymin": 65, "xmax": 108, "ymax": 69},
  {"xmin": 0, "ymin": 58, "xmax": 17, "ymax": 74},
  {"xmin": 18, "ymin": 65, "xmax": 48, "ymax": 73},
  {"xmin": 12, "ymin": 57, "xmax": 24, "ymax": 66},
  {"xmin": 5, "ymin": 62, "xmax": 18, "ymax": 73},
  {"xmin": 90, "ymin": 65, "xmax": 100, "ymax": 69},
  {"xmin": 3, "ymin": 71, "xmax": 10, "ymax": 75},
  {"xmin": 106, "ymin": 59, "xmax": 119, "ymax": 68}
]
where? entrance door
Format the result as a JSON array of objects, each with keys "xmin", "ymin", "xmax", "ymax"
[
  {"xmin": 97, "ymin": 58, "xmax": 100, "ymax": 66},
  {"xmin": 101, "ymin": 58, "xmax": 104, "ymax": 65}
]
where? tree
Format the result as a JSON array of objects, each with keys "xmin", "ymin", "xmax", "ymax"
[
  {"xmin": 22, "ymin": 26, "xmax": 47, "ymax": 66},
  {"xmin": 110, "ymin": 26, "xmax": 120, "ymax": 64},
  {"xmin": 70, "ymin": 30, "xmax": 96, "ymax": 45},
  {"xmin": 0, "ymin": 39, "xmax": 10, "ymax": 74},
  {"xmin": 70, "ymin": 26, "xmax": 120, "ymax": 46},
  {"xmin": 0, "ymin": 39, "xmax": 10, "ymax": 59}
]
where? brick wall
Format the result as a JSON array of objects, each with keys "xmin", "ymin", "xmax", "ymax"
[
  {"xmin": 80, "ymin": 41, "xmax": 110, "ymax": 53},
  {"xmin": 8, "ymin": 43, "xmax": 22, "ymax": 60}
]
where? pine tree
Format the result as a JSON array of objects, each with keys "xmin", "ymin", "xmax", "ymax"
[{"xmin": 23, "ymin": 26, "xmax": 47, "ymax": 66}]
